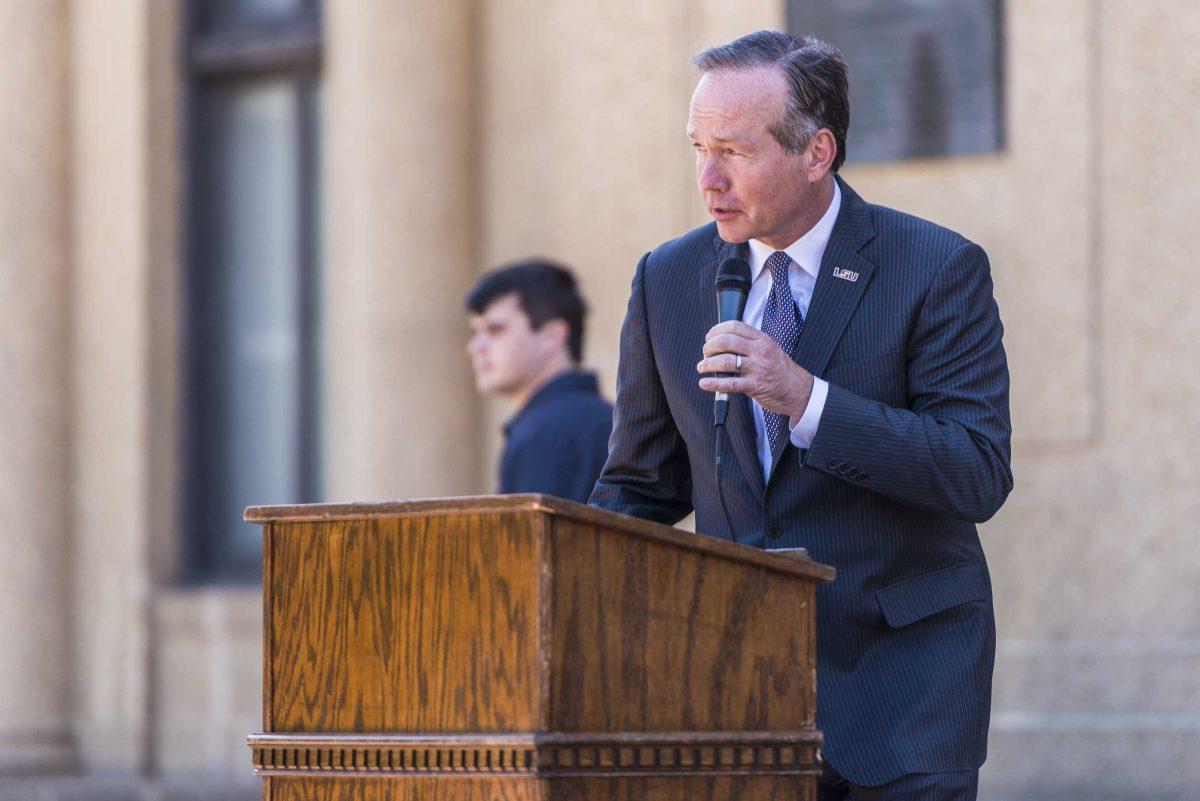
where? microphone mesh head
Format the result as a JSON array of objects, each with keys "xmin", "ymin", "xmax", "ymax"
[{"xmin": 715, "ymin": 257, "xmax": 752, "ymax": 291}]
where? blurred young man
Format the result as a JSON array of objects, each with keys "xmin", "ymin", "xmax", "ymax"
[{"xmin": 465, "ymin": 259, "xmax": 613, "ymax": 503}]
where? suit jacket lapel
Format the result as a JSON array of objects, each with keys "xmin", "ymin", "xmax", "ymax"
[
  {"xmin": 704, "ymin": 236, "xmax": 765, "ymax": 501},
  {"xmin": 768, "ymin": 177, "xmax": 877, "ymax": 480}
]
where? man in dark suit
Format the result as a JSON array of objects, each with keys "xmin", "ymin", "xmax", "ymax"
[
  {"xmin": 466, "ymin": 259, "xmax": 613, "ymax": 504},
  {"xmin": 590, "ymin": 31, "xmax": 1012, "ymax": 801}
]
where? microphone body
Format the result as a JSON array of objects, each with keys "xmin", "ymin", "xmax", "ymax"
[
  {"xmin": 713, "ymin": 258, "xmax": 752, "ymax": 428},
  {"xmin": 716, "ymin": 286, "xmax": 748, "ymax": 328}
]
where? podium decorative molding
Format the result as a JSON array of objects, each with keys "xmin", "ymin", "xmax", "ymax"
[{"xmin": 248, "ymin": 731, "xmax": 822, "ymax": 778}]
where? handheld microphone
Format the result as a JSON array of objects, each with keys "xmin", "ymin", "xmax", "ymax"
[{"xmin": 713, "ymin": 257, "xmax": 752, "ymax": 428}]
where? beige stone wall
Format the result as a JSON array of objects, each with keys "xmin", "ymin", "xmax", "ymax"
[
  {"xmin": 68, "ymin": 0, "xmax": 157, "ymax": 772},
  {"xmin": 322, "ymin": 0, "xmax": 480, "ymax": 502},
  {"xmin": 1002, "ymin": 2, "xmax": 1200, "ymax": 796},
  {"xmin": 0, "ymin": 0, "xmax": 72, "ymax": 773},
  {"xmin": 153, "ymin": 590, "xmax": 262, "ymax": 778},
  {"xmin": 836, "ymin": 2, "xmax": 1200, "ymax": 797},
  {"xmin": 3, "ymin": 0, "xmax": 1198, "ymax": 797}
]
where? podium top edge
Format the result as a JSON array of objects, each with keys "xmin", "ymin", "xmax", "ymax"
[{"xmin": 244, "ymin": 494, "xmax": 835, "ymax": 583}]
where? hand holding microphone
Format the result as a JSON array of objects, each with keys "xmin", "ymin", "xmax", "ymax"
[{"xmin": 699, "ymin": 258, "xmax": 815, "ymax": 426}]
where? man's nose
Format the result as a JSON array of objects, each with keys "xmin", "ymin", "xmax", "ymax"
[{"xmin": 698, "ymin": 158, "xmax": 728, "ymax": 193}]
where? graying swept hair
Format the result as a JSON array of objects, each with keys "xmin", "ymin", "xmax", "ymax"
[{"xmin": 693, "ymin": 30, "xmax": 849, "ymax": 172}]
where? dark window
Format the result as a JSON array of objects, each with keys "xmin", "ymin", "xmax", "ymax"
[
  {"xmin": 183, "ymin": 0, "xmax": 322, "ymax": 580},
  {"xmin": 788, "ymin": 0, "xmax": 1004, "ymax": 163}
]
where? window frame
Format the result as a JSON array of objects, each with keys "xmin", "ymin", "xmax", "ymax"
[{"xmin": 181, "ymin": 0, "xmax": 324, "ymax": 581}]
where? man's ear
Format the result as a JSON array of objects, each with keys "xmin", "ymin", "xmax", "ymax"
[
  {"xmin": 539, "ymin": 318, "xmax": 571, "ymax": 354},
  {"xmin": 807, "ymin": 129, "xmax": 837, "ymax": 182}
]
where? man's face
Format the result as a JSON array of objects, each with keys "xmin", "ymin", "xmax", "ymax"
[
  {"xmin": 466, "ymin": 293, "xmax": 553, "ymax": 397},
  {"xmin": 688, "ymin": 67, "xmax": 820, "ymax": 249}
]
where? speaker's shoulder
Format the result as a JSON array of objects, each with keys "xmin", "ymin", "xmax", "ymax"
[
  {"xmin": 863, "ymin": 201, "xmax": 984, "ymax": 277},
  {"xmin": 642, "ymin": 222, "xmax": 722, "ymax": 278}
]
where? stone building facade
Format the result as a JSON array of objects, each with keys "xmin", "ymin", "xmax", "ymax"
[{"xmin": 1, "ymin": 1, "xmax": 1198, "ymax": 799}]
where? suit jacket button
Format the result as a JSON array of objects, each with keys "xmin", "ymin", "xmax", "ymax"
[
  {"xmin": 846, "ymin": 467, "xmax": 860, "ymax": 479},
  {"xmin": 766, "ymin": 522, "xmax": 782, "ymax": 538},
  {"xmin": 826, "ymin": 458, "xmax": 840, "ymax": 470},
  {"xmin": 857, "ymin": 473, "xmax": 869, "ymax": 482}
]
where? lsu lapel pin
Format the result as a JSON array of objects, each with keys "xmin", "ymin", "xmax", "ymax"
[{"xmin": 833, "ymin": 267, "xmax": 859, "ymax": 282}]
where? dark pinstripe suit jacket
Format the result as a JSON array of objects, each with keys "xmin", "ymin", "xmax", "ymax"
[{"xmin": 590, "ymin": 177, "xmax": 1013, "ymax": 785}]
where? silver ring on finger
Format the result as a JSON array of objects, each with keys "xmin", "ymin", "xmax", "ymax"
[{"xmin": 735, "ymin": 353, "xmax": 743, "ymax": 375}]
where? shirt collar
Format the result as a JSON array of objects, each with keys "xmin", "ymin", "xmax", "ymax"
[{"xmin": 747, "ymin": 180, "xmax": 842, "ymax": 282}]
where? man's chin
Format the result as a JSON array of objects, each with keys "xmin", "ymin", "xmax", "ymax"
[
  {"xmin": 714, "ymin": 219, "xmax": 751, "ymax": 244},
  {"xmin": 477, "ymin": 377, "xmax": 515, "ymax": 398}
]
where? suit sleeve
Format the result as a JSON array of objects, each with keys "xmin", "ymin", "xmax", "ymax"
[
  {"xmin": 805, "ymin": 241, "xmax": 1014, "ymax": 523},
  {"xmin": 588, "ymin": 253, "xmax": 694, "ymax": 524}
]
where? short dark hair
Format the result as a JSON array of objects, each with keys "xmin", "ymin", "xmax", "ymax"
[
  {"xmin": 693, "ymin": 30, "xmax": 849, "ymax": 172},
  {"xmin": 464, "ymin": 259, "xmax": 588, "ymax": 363}
]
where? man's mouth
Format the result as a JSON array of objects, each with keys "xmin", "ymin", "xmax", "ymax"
[{"xmin": 710, "ymin": 206, "xmax": 740, "ymax": 221}]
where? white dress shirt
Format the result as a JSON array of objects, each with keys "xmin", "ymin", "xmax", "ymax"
[{"xmin": 743, "ymin": 181, "xmax": 841, "ymax": 480}]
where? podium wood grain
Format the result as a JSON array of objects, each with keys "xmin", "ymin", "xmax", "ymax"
[
  {"xmin": 268, "ymin": 512, "xmax": 542, "ymax": 732},
  {"xmin": 247, "ymin": 495, "xmax": 833, "ymax": 800}
]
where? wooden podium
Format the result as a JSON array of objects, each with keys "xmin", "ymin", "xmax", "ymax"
[{"xmin": 245, "ymin": 495, "xmax": 834, "ymax": 800}]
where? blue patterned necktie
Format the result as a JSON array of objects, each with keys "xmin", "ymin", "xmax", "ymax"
[{"xmin": 761, "ymin": 250, "xmax": 805, "ymax": 456}]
